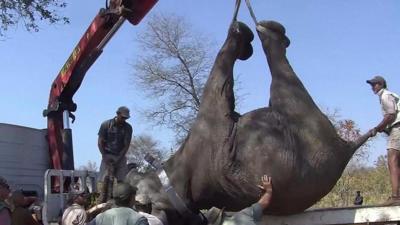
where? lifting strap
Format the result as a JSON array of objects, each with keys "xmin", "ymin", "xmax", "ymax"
[
  {"xmin": 244, "ymin": 0, "xmax": 258, "ymax": 25},
  {"xmin": 232, "ymin": 0, "xmax": 241, "ymax": 23}
]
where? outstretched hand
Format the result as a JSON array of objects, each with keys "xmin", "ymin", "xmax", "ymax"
[
  {"xmin": 257, "ymin": 175, "xmax": 273, "ymax": 209},
  {"xmin": 257, "ymin": 175, "xmax": 272, "ymax": 191}
]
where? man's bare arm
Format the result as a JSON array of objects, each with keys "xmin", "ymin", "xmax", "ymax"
[
  {"xmin": 98, "ymin": 136, "xmax": 105, "ymax": 155},
  {"xmin": 257, "ymin": 175, "xmax": 273, "ymax": 210},
  {"xmin": 375, "ymin": 114, "xmax": 396, "ymax": 132},
  {"xmin": 370, "ymin": 114, "xmax": 396, "ymax": 137}
]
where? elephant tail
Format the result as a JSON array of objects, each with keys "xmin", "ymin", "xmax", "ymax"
[{"xmin": 349, "ymin": 131, "xmax": 372, "ymax": 152}]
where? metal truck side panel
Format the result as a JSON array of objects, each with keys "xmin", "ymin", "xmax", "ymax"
[{"xmin": 0, "ymin": 123, "xmax": 49, "ymax": 198}]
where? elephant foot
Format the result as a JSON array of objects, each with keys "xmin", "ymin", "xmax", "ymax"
[
  {"xmin": 229, "ymin": 21, "xmax": 254, "ymax": 60},
  {"xmin": 257, "ymin": 20, "xmax": 290, "ymax": 48}
]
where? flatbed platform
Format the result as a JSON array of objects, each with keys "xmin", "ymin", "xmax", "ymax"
[{"xmin": 263, "ymin": 205, "xmax": 400, "ymax": 225}]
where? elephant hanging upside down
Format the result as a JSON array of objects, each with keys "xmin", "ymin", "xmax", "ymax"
[{"xmin": 127, "ymin": 19, "xmax": 372, "ymax": 224}]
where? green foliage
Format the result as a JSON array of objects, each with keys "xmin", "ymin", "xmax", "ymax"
[
  {"xmin": 313, "ymin": 110, "xmax": 389, "ymax": 208},
  {"xmin": 314, "ymin": 155, "xmax": 390, "ymax": 208},
  {"xmin": 0, "ymin": 0, "xmax": 69, "ymax": 36}
]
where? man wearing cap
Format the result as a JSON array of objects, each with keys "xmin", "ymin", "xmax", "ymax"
[
  {"xmin": 61, "ymin": 192, "xmax": 89, "ymax": 225},
  {"xmin": 0, "ymin": 176, "xmax": 12, "ymax": 225},
  {"xmin": 98, "ymin": 106, "xmax": 133, "ymax": 202},
  {"xmin": 367, "ymin": 75, "xmax": 400, "ymax": 205},
  {"xmin": 88, "ymin": 183, "xmax": 149, "ymax": 225},
  {"xmin": 10, "ymin": 190, "xmax": 40, "ymax": 225}
]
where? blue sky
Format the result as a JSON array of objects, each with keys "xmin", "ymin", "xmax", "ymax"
[{"xmin": 0, "ymin": 1, "xmax": 399, "ymax": 168}]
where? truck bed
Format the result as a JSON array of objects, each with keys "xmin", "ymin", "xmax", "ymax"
[{"xmin": 263, "ymin": 205, "xmax": 400, "ymax": 225}]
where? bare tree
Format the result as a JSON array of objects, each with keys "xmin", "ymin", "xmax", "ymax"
[
  {"xmin": 132, "ymin": 13, "xmax": 215, "ymax": 141},
  {"xmin": 126, "ymin": 134, "xmax": 166, "ymax": 172},
  {"xmin": 78, "ymin": 160, "xmax": 98, "ymax": 172},
  {"xmin": 0, "ymin": 0, "xmax": 69, "ymax": 36}
]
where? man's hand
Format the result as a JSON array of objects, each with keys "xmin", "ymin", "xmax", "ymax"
[
  {"xmin": 257, "ymin": 175, "xmax": 273, "ymax": 210},
  {"xmin": 257, "ymin": 175, "xmax": 272, "ymax": 192},
  {"xmin": 368, "ymin": 128, "xmax": 378, "ymax": 138}
]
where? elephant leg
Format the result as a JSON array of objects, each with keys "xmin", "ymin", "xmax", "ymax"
[
  {"xmin": 257, "ymin": 21, "xmax": 323, "ymax": 122},
  {"xmin": 199, "ymin": 22, "xmax": 254, "ymax": 122}
]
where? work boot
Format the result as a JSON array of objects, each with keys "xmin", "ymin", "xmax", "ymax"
[
  {"xmin": 97, "ymin": 178, "xmax": 110, "ymax": 204},
  {"xmin": 107, "ymin": 175, "xmax": 115, "ymax": 201}
]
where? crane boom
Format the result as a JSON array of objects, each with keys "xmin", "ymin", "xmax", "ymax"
[{"xmin": 43, "ymin": 0, "xmax": 158, "ymax": 171}]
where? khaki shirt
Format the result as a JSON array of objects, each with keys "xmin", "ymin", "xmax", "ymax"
[
  {"xmin": 62, "ymin": 203, "xmax": 87, "ymax": 225},
  {"xmin": 377, "ymin": 89, "xmax": 400, "ymax": 129}
]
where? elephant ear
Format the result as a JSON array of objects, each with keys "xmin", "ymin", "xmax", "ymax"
[{"xmin": 230, "ymin": 21, "xmax": 254, "ymax": 60}]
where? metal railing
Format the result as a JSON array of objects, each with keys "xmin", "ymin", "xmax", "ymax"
[{"xmin": 42, "ymin": 169, "xmax": 98, "ymax": 225}]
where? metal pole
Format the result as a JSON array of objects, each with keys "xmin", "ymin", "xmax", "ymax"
[
  {"xmin": 97, "ymin": 16, "xmax": 126, "ymax": 51},
  {"xmin": 63, "ymin": 110, "xmax": 70, "ymax": 129}
]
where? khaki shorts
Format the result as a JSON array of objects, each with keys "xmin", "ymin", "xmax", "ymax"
[{"xmin": 388, "ymin": 126, "xmax": 400, "ymax": 151}]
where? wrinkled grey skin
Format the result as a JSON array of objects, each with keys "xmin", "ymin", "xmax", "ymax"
[{"xmin": 127, "ymin": 20, "xmax": 371, "ymax": 224}]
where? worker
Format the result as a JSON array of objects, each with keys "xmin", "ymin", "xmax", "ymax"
[
  {"xmin": 61, "ymin": 192, "xmax": 89, "ymax": 225},
  {"xmin": 0, "ymin": 176, "xmax": 11, "ymax": 225},
  {"xmin": 97, "ymin": 106, "xmax": 133, "ymax": 202},
  {"xmin": 88, "ymin": 183, "xmax": 149, "ymax": 225},
  {"xmin": 367, "ymin": 76, "xmax": 400, "ymax": 205},
  {"xmin": 10, "ymin": 190, "xmax": 40, "ymax": 225},
  {"xmin": 353, "ymin": 191, "xmax": 363, "ymax": 206},
  {"xmin": 205, "ymin": 175, "xmax": 272, "ymax": 225}
]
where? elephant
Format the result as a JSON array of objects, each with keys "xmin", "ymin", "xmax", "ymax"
[{"xmin": 126, "ymin": 19, "xmax": 371, "ymax": 224}]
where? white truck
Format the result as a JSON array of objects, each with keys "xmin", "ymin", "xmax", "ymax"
[
  {"xmin": 0, "ymin": 123, "xmax": 97, "ymax": 224},
  {"xmin": 0, "ymin": 0, "xmax": 158, "ymax": 224},
  {"xmin": 0, "ymin": 123, "xmax": 49, "ymax": 200}
]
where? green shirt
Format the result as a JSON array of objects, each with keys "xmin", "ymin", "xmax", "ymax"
[{"xmin": 91, "ymin": 207, "xmax": 149, "ymax": 225}]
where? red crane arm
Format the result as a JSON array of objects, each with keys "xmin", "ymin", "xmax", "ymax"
[{"xmin": 44, "ymin": 0, "xmax": 158, "ymax": 170}]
